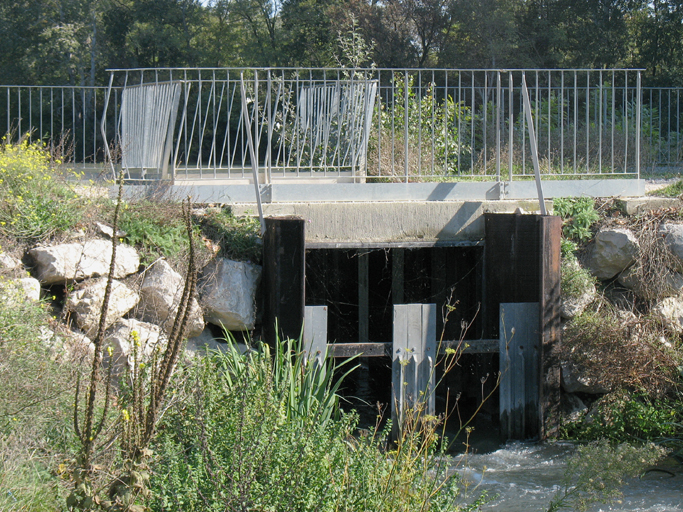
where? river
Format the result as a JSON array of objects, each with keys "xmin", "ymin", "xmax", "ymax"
[{"xmin": 455, "ymin": 442, "xmax": 682, "ymax": 512}]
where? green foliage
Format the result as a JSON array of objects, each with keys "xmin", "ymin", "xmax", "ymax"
[
  {"xmin": 335, "ymin": 14, "xmax": 375, "ymax": 70},
  {"xmin": 0, "ymin": 137, "xmax": 83, "ymax": 242},
  {"xmin": 117, "ymin": 202, "xmax": 192, "ymax": 266},
  {"xmin": 196, "ymin": 207, "xmax": 262, "ymax": 263},
  {"xmin": 561, "ymin": 390, "xmax": 683, "ymax": 443},
  {"xmin": 649, "ymin": 179, "xmax": 683, "ymax": 198},
  {"xmin": 560, "ymin": 238, "xmax": 579, "ymax": 259},
  {"xmin": 547, "ymin": 440, "xmax": 664, "ymax": 512},
  {"xmin": 0, "ymin": 284, "xmax": 82, "ymax": 510},
  {"xmin": 369, "ymin": 74, "xmax": 474, "ymax": 177},
  {"xmin": 553, "ymin": 197, "xmax": 600, "ymax": 243},
  {"xmin": 561, "ymin": 257, "xmax": 596, "ymax": 300},
  {"xmin": 150, "ymin": 338, "xmax": 478, "ymax": 512}
]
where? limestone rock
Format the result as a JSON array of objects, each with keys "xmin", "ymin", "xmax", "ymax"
[
  {"xmin": 561, "ymin": 290, "xmax": 595, "ymax": 319},
  {"xmin": 16, "ymin": 277, "xmax": 41, "ymax": 301},
  {"xmin": 103, "ymin": 318, "xmax": 165, "ymax": 376},
  {"xmin": 185, "ymin": 328, "xmax": 229, "ymax": 357},
  {"xmin": 562, "ymin": 393, "xmax": 588, "ymax": 423},
  {"xmin": 617, "ymin": 265, "xmax": 683, "ymax": 300},
  {"xmin": 137, "ymin": 259, "xmax": 204, "ymax": 338},
  {"xmin": 561, "ymin": 259, "xmax": 597, "ymax": 319},
  {"xmin": 95, "ymin": 221, "xmax": 127, "ymax": 239},
  {"xmin": 561, "ymin": 359, "xmax": 610, "ymax": 394},
  {"xmin": 652, "ymin": 296, "xmax": 683, "ymax": 333},
  {"xmin": 65, "ymin": 278, "xmax": 140, "ymax": 336},
  {"xmin": 0, "ymin": 252, "xmax": 21, "ymax": 270},
  {"xmin": 0, "ymin": 276, "xmax": 41, "ymax": 303},
  {"xmin": 586, "ymin": 228, "xmax": 639, "ymax": 280},
  {"xmin": 30, "ymin": 239, "xmax": 140, "ymax": 285},
  {"xmin": 199, "ymin": 258, "xmax": 261, "ymax": 331},
  {"xmin": 64, "ymin": 331, "xmax": 95, "ymax": 359},
  {"xmin": 659, "ymin": 222, "xmax": 683, "ymax": 271}
]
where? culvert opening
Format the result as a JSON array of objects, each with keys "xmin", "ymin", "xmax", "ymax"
[{"xmin": 305, "ymin": 245, "xmax": 499, "ymax": 446}]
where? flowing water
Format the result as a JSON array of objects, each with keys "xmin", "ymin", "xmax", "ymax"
[{"xmin": 455, "ymin": 442, "xmax": 683, "ymax": 512}]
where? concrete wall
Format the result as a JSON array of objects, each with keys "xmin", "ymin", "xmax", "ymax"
[
  {"xmin": 114, "ymin": 178, "xmax": 649, "ymax": 244},
  {"xmin": 232, "ymin": 200, "xmax": 552, "ymax": 244}
]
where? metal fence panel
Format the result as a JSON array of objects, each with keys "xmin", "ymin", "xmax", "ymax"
[{"xmin": 0, "ymin": 69, "xmax": 656, "ymax": 181}]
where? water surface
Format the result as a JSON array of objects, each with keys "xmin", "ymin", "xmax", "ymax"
[{"xmin": 456, "ymin": 442, "xmax": 682, "ymax": 512}]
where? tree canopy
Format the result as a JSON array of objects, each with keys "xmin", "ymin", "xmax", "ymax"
[{"xmin": 2, "ymin": 0, "xmax": 683, "ymax": 86}]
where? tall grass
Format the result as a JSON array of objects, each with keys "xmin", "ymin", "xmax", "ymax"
[{"xmin": 0, "ymin": 284, "xmax": 83, "ymax": 510}]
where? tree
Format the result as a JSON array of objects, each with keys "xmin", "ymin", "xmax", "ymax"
[
  {"xmin": 561, "ymin": 0, "xmax": 633, "ymax": 68},
  {"xmin": 384, "ymin": 0, "xmax": 451, "ymax": 67},
  {"xmin": 230, "ymin": 0, "xmax": 284, "ymax": 65},
  {"xmin": 514, "ymin": 0, "xmax": 569, "ymax": 68},
  {"xmin": 627, "ymin": 0, "xmax": 683, "ymax": 85},
  {"xmin": 280, "ymin": 0, "xmax": 337, "ymax": 67},
  {"xmin": 439, "ymin": 0, "xmax": 522, "ymax": 69}
]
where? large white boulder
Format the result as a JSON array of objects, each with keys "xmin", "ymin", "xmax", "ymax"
[
  {"xmin": 0, "ymin": 276, "xmax": 41, "ymax": 303},
  {"xmin": 562, "ymin": 393, "xmax": 588, "ymax": 423},
  {"xmin": 199, "ymin": 258, "xmax": 262, "ymax": 331},
  {"xmin": 136, "ymin": 259, "xmax": 204, "ymax": 338},
  {"xmin": 185, "ymin": 328, "xmax": 229, "ymax": 358},
  {"xmin": 652, "ymin": 296, "xmax": 683, "ymax": 333},
  {"xmin": 659, "ymin": 222, "xmax": 683, "ymax": 271},
  {"xmin": 617, "ymin": 265, "xmax": 683, "ymax": 300},
  {"xmin": 561, "ymin": 359, "xmax": 611, "ymax": 394},
  {"xmin": 561, "ymin": 289, "xmax": 595, "ymax": 319},
  {"xmin": 103, "ymin": 318, "xmax": 166, "ymax": 376},
  {"xmin": 30, "ymin": 239, "xmax": 140, "ymax": 285},
  {"xmin": 65, "ymin": 278, "xmax": 140, "ymax": 336},
  {"xmin": 0, "ymin": 252, "xmax": 21, "ymax": 270},
  {"xmin": 586, "ymin": 228, "xmax": 639, "ymax": 280},
  {"xmin": 16, "ymin": 277, "xmax": 41, "ymax": 302},
  {"xmin": 561, "ymin": 259, "xmax": 596, "ymax": 319}
]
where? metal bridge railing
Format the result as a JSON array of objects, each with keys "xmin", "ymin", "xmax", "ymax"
[
  {"xmin": 1, "ymin": 85, "xmax": 117, "ymax": 170},
  {"xmin": 0, "ymin": 69, "xmax": 660, "ymax": 182}
]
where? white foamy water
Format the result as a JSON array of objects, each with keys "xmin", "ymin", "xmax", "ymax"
[{"xmin": 453, "ymin": 442, "xmax": 683, "ymax": 512}]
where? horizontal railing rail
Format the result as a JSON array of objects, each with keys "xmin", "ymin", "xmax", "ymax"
[{"xmin": 4, "ymin": 68, "xmax": 674, "ymax": 182}]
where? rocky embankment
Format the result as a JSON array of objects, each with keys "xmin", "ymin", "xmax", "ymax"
[
  {"xmin": 559, "ymin": 198, "xmax": 683, "ymax": 421},
  {"xmin": 0, "ymin": 219, "xmax": 261, "ymax": 374}
]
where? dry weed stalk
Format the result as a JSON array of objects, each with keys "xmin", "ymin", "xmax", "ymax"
[
  {"xmin": 69, "ymin": 170, "xmax": 124, "ymax": 510},
  {"xmin": 69, "ymin": 168, "xmax": 198, "ymax": 511},
  {"xmin": 563, "ymin": 300, "xmax": 679, "ymax": 397},
  {"xmin": 624, "ymin": 207, "xmax": 683, "ymax": 303},
  {"xmin": 104, "ymin": 197, "xmax": 197, "ymax": 512}
]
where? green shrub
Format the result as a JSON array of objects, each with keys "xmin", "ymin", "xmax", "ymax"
[
  {"xmin": 553, "ymin": 196, "xmax": 600, "ymax": 243},
  {"xmin": 367, "ymin": 74, "xmax": 474, "ymax": 178},
  {"xmin": 561, "ymin": 390, "xmax": 682, "ymax": 443},
  {"xmin": 0, "ymin": 285, "xmax": 82, "ymax": 510},
  {"xmin": 0, "ymin": 137, "xmax": 83, "ymax": 242},
  {"xmin": 149, "ymin": 338, "xmax": 480, "ymax": 512},
  {"xmin": 196, "ymin": 207, "xmax": 262, "ymax": 263},
  {"xmin": 117, "ymin": 201, "xmax": 197, "ymax": 266}
]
